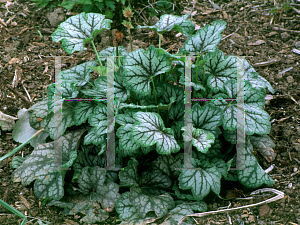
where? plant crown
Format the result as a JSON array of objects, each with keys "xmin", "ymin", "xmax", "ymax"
[{"xmin": 11, "ymin": 12, "xmax": 276, "ymax": 224}]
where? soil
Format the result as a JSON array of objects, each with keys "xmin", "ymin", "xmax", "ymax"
[{"xmin": 0, "ymin": 0, "xmax": 300, "ymax": 224}]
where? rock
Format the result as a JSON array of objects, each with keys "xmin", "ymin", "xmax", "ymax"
[
  {"xmin": 259, "ymin": 204, "xmax": 270, "ymax": 218},
  {"xmin": 287, "ymin": 76, "xmax": 294, "ymax": 83},
  {"xmin": 276, "ymin": 73, "xmax": 282, "ymax": 79},
  {"xmin": 281, "ymin": 32, "xmax": 290, "ymax": 41},
  {"xmin": 47, "ymin": 8, "xmax": 65, "ymax": 27},
  {"xmin": 293, "ymin": 143, "xmax": 300, "ymax": 151},
  {"xmin": 295, "ymin": 41, "xmax": 300, "ymax": 48}
]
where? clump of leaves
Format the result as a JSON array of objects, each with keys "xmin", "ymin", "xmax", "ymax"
[
  {"xmin": 60, "ymin": 0, "xmax": 125, "ymax": 18},
  {"xmin": 31, "ymin": 0, "xmax": 125, "ymax": 19},
  {"xmin": 30, "ymin": 0, "xmax": 61, "ymax": 9},
  {"xmin": 11, "ymin": 12, "xmax": 276, "ymax": 224},
  {"xmin": 270, "ymin": 1, "xmax": 293, "ymax": 22},
  {"xmin": 122, "ymin": 6, "xmax": 134, "ymax": 52}
]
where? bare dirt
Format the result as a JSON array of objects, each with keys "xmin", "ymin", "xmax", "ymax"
[{"xmin": 0, "ymin": 0, "xmax": 300, "ymax": 224}]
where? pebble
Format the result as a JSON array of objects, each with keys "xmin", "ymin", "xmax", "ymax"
[{"xmin": 286, "ymin": 76, "xmax": 294, "ymax": 83}]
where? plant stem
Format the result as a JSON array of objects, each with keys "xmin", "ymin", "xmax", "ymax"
[
  {"xmin": 151, "ymin": 77, "xmax": 159, "ymax": 114},
  {"xmin": 91, "ymin": 40, "xmax": 103, "ymax": 67},
  {"xmin": 0, "ymin": 129, "xmax": 45, "ymax": 162},
  {"xmin": 128, "ymin": 28, "xmax": 133, "ymax": 52},
  {"xmin": 193, "ymin": 54, "xmax": 200, "ymax": 99},
  {"xmin": 87, "ymin": 81, "xmax": 95, "ymax": 87},
  {"xmin": 116, "ymin": 42, "xmax": 119, "ymax": 67},
  {"xmin": 159, "ymin": 33, "xmax": 161, "ymax": 49}
]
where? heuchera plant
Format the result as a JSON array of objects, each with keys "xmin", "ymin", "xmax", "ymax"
[{"xmin": 11, "ymin": 12, "xmax": 276, "ymax": 224}]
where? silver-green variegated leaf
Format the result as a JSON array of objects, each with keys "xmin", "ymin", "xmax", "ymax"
[
  {"xmin": 78, "ymin": 166, "xmax": 106, "ymax": 194},
  {"xmin": 12, "ymin": 130, "xmax": 85, "ymax": 200},
  {"xmin": 204, "ymin": 50, "xmax": 237, "ymax": 93},
  {"xmin": 117, "ymin": 124, "xmax": 141, "ymax": 153},
  {"xmin": 119, "ymin": 158, "xmax": 140, "ymax": 187},
  {"xmin": 237, "ymin": 140, "xmax": 274, "ymax": 188},
  {"xmin": 131, "ymin": 112, "xmax": 180, "ymax": 154},
  {"xmin": 61, "ymin": 61, "xmax": 97, "ymax": 87},
  {"xmin": 182, "ymin": 20, "xmax": 226, "ymax": 53},
  {"xmin": 83, "ymin": 128, "xmax": 106, "ymax": 146},
  {"xmin": 51, "ymin": 13, "xmax": 112, "ymax": 54},
  {"xmin": 181, "ymin": 126, "xmax": 215, "ymax": 153},
  {"xmin": 246, "ymin": 72, "xmax": 275, "ymax": 94},
  {"xmin": 11, "ymin": 156, "xmax": 29, "ymax": 169},
  {"xmin": 88, "ymin": 104, "xmax": 108, "ymax": 137},
  {"xmin": 161, "ymin": 201, "xmax": 207, "ymax": 225},
  {"xmin": 244, "ymin": 59, "xmax": 274, "ymax": 94},
  {"xmin": 156, "ymin": 82, "xmax": 185, "ymax": 120},
  {"xmin": 80, "ymin": 76, "xmax": 108, "ymax": 99},
  {"xmin": 46, "ymin": 103, "xmax": 76, "ymax": 140},
  {"xmin": 98, "ymin": 46, "xmax": 129, "ymax": 63},
  {"xmin": 28, "ymin": 99, "xmax": 50, "ymax": 130},
  {"xmin": 73, "ymin": 101, "xmax": 99, "ymax": 126},
  {"xmin": 192, "ymin": 103, "xmax": 223, "ymax": 138},
  {"xmin": 122, "ymin": 45, "xmax": 172, "ymax": 97},
  {"xmin": 137, "ymin": 13, "xmax": 195, "ymax": 36},
  {"xmin": 178, "ymin": 160, "xmax": 222, "ymax": 200},
  {"xmin": 34, "ymin": 171, "xmax": 64, "ymax": 200},
  {"xmin": 116, "ymin": 187, "xmax": 175, "ymax": 219},
  {"xmin": 211, "ymin": 79, "xmax": 271, "ymax": 135}
]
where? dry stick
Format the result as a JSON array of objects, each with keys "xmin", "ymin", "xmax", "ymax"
[
  {"xmin": 221, "ymin": 27, "xmax": 240, "ymax": 41},
  {"xmin": 272, "ymin": 26, "xmax": 300, "ymax": 33},
  {"xmin": 178, "ymin": 188, "xmax": 284, "ymax": 225},
  {"xmin": 288, "ymin": 94, "xmax": 300, "ymax": 108},
  {"xmin": 6, "ymin": 84, "xmax": 32, "ymax": 105}
]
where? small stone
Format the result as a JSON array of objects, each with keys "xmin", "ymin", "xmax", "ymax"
[
  {"xmin": 259, "ymin": 204, "xmax": 270, "ymax": 217},
  {"xmin": 293, "ymin": 143, "xmax": 300, "ymax": 151},
  {"xmin": 281, "ymin": 32, "xmax": 290, "ymax": 40},
  {"xmin": 295, "ymin": 41, "xmax": 300, "ymax": 48},
  {"xmin": 286, "ymin": 76, "xmax": 294, "ymax": 83},
  {"xmin": 248, "ymin": 49, "xmax": 254, "ymax": 56},
  {"xmin": 248, "ymin": 215, "xmax": 255, "ymax": 223},
  {"xmin": 241, "ymin": 213, "xmax": 249, "ymax": 218},
  {"xmin": 276, "ymin": 73, "xmax": 282, "ymax": 79}
]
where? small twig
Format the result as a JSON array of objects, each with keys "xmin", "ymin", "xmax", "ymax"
[
  {"xmin": 21, "ymin": 80, "xmax": 32, "ymax": 102},
  {"xmin": 222, "ymin": 27, "xmax": 240, "ymax": 41},
  {"xmin": 293, "ymin": 158, "xmax": 300, "ymax": 166},
  {"xmin": 253, "ymin": 59, "xmax": 280, "ymax": 67},
  {"xmin": 6, "ymin": 84, "xmax": 32, "ymax": 105},
  {"xmin": 288, "ymin": 94, "xmax": 300, "ymax": 108},
  {"xmin": 178, "ymin": 188, "xmax": 284, "ymax": 225},
  {"xmin": 272, "ymin": 26, "xmax": 300, "ymax": 33}
]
